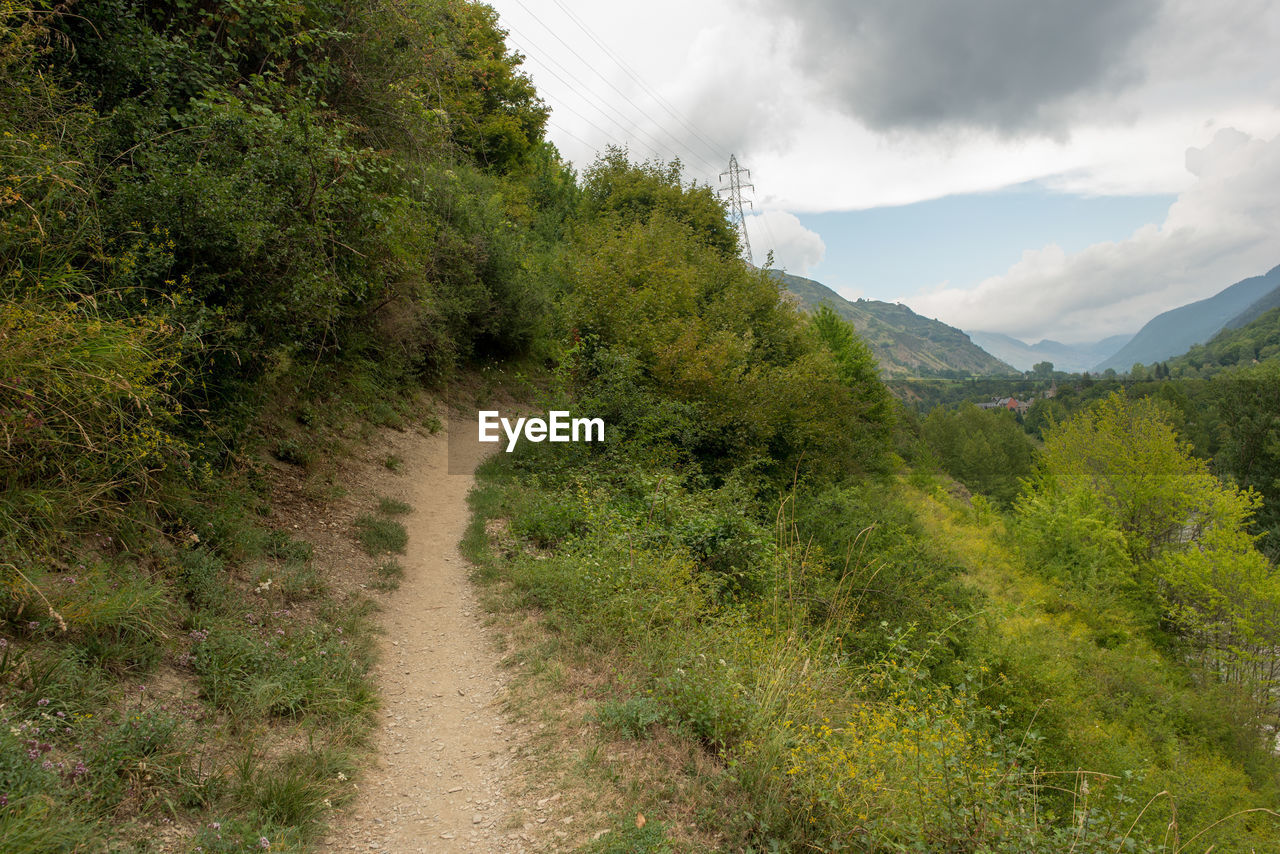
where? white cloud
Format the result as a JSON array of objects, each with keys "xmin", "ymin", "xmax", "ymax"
[
  {"xmin": 905, "ymin": 129, "xmax": 1280, "ymax": 342},
  {"xmin": 743, "ymin": 211, "xmax": 825, "ymax": 274}
]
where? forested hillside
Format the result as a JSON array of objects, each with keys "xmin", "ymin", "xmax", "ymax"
[
  {"xmin": 3, "ymin": 1, "xmax": 1279, "ymax": 852},
  {"xmin": 1095, "ymin": 265, "xmax": 1280, "ymax": 372},
  {"xmin": 773, "ymin": 269, "xmax": 1015, "ymax": 376}
]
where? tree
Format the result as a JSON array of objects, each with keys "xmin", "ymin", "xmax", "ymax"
[
  {"xmin": 1021, "ymin": 393, "xmax": 1280, "ymax": 717},
  {"xmin": 921, "ymin": 404, "xmax": 1036, "ymax": 505},
  {"xmin": 810, "ymin": 305, "xmax": 895, "ymax": 437},
  {"xmin": 579, "ymin": 147, "xmax": 739, "ymax": 258},
  {"xmin": 1032, "ymin": 360, "xmax": 1054, "ymax": 379},
  {"xmin": 1032, "ymin": 394, "xmax": 1253, "ymax": 561},
  {"xmin": 1212, "ymin": 361, "xmax": 1280, "ymax": 560}
]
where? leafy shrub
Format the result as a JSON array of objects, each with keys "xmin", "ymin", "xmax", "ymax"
[
  {"xmin": 655, "ymin": 654, "xmax": 755, "ymax": 750},
  {"xmin": 272, "ymin": 440, "xmax": 312, "ymax": 468},
  {"xmin": 178, "ymin": 549, "xmax": 233, "ymax": 613},
  {"xmin": 509, "ymin": 494, "xmax": 587, "ymax": 549},
  {"xmin": 1013, "ymin": 487, "xmax": 1132, "ymax": 589}
]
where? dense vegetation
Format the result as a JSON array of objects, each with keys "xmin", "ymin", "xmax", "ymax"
[
  {"xmin": 3, "ymin": 0, "xmax": 1278, "ymax": 851},
  {"xmin": 470, "ymin": 228, "xmax": 1280, "ymax": 849},
  {"xmin": 1, "ymin": 0, "xmax": 562, "ymax": 849}
]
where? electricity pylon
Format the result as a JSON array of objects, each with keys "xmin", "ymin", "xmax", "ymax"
[{"xmin": 719, "ymin": 154, "xmax": 754, "ymax": 265}]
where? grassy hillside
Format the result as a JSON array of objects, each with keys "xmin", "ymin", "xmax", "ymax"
[
  {"xmin": 465, "ymin": 395, "xmax": 1280, "ymax": 851},
  {"xmin": 773, "ymin": 270, "xmax": 1016, "ymax": 376}
]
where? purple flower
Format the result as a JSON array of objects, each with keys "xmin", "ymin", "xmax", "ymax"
[{"xmin": 36, "ymin": 698, "xmax": 49, "ymax": 707}]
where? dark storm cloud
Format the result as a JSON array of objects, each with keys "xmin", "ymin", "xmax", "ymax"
[{"xmin": 762, "ymin": 0, "xmax": 1162, "ymax": 134}]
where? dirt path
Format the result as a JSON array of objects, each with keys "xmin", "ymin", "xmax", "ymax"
[{"xmin": 319, "ymin": 414, "xmax": 524, "ymax": 853}]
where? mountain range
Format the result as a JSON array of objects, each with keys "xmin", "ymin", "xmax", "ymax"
[
  {"xmin": 777, "ymin": 264, "xmax": 1280, "ymax": 378},
  {"xmin": 771, "ymin": 270, "xmax": 1015, "ymax": 376},
  {"xmin": 1093, "ymin": 264, "xmax": 1280, "ymax": 372},
  {"xmin": 965, "ymin": 331, "xmax": 1132, "ymax": 373}
]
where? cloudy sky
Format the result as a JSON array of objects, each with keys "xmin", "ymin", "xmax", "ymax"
[{"xmin": 486, "ymin": 0, "xmax": 1280, "ymax": 344}]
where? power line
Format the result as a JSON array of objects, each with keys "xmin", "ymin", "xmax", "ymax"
[
  {"xmin": 505, "ymin": 0, "xmax": 722, "ymax": 175},
  {"xmin": 535, "ymin": 91, "xmax": 645, "ymax": 156},
  {"xmin": 544, "ymin": 0, "xmax": 726, "ymax": 165},
  {"xmin": 545, "ymin": 119, "xmax": 596, "ymax": 151},
  {"xmin": 719, "ymin": 154, "xmax": 754, "ymax": 265},
  {"xmin": 505, "ymin": 29, "xmax": 693, "ymax": 165}
]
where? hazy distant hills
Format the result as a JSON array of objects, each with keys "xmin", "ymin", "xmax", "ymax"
[
  {"xmin": 966, "ymin": 331, "xmax": 1133, "ymax": 373},
  {"xmin": 771, "ymin": 270, "xmax": 1015, "ymax": 377},
  {"xmin": 1094, "ymin": 264, "xmax": 1280, "ymax": 372}
]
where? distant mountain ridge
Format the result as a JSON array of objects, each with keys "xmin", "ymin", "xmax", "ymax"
[
  {"xmin": 1094, "ymin": 265, "xmax": 1280, "ymax": 372},
  {"xmin": 967, "ymin": 331, "xmax": 1132, "ymax": 373},
  {"xmin": 1166, "ymin": 303, "xmax": 1280, "ymax": 373},
  {"xmin": 771, "ymin": 270, "xmax": 1015, "ymax": 377},
  {"xmin": 1223, "ymin": 279, "xmax": 1280, "ymax": 331}
]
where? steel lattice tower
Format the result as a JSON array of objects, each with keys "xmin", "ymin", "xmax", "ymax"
[{"xmin": 719, "ymin": 154, "xmax": 755, "ymax": 265}]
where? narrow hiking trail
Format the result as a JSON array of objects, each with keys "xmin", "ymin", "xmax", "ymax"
[{"xmin": 319, "ymin": 414, "xmax": 528, "ymax": 853}]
